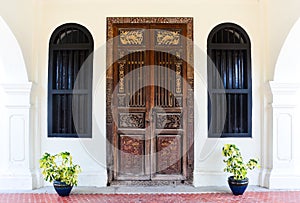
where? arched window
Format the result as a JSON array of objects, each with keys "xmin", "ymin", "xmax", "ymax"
[
  {"xmin": 207, "ymin": 23, "xmax": 252, "ymax": 138},
  {"xmin": 48, "ymin": 23, "xmax": 93, "ymax": 138}
]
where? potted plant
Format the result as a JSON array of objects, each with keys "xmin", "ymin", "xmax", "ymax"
[
  {"xmin": 222, "ymin": 144, "xmax": 260, "ymax": 195},
  {"xmin": 39, "ymin": 151, "xmax": 82, "ymax": 196}
]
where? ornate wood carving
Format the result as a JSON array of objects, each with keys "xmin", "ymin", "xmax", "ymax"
[
  {"xmin": 118, "ymin": 60, "xmax": 125, "ymax": 93},
  {"xmin": 156, "ymin": 30, "xmax": 181, "ymax": 46},
  {"xmin": 175, "ymin": 61, "xmax": 182, "ymax": 93},
  {"xmin": 175, "ymin": 96, "xmax": 183, "ymax": 107},
  {"xmin": 118, "ymin": 94, "xmax": 126, "ymax": 107},
  {"xmin": 156, "ymin": 113, "xmax": 182, "ymax": 129},
  {"xmin": 106, "ymin": 78, "xmax": 113, "ymax": 124},
  {"xmin": 119, "ymin": 135, "xmax": 144, "ymax": 175},
  {"xmin": 107, "ymin": 17, "xmax": 194, "ymax": 185},
  {"xmin": 157, "ymin": 136, "xmax": 181, "ymax": 174},
  {"xmin": 119, "ymin": 113, "xmax": 145, "ymax": 128},
  {"xmin": 119, "ymin": 29, "xmax": 144, "ymax": 45}
]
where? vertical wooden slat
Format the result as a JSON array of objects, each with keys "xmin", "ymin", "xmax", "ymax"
[
  {"xmin": 234, "ymin": 51, "xmax": 239, "ymax": 89},
  {"xmin": 240, "ymin": 94, "xmax": 243, "ymax": 133},
  {"xmin": 132, "ymin": 53, "xmax": 135, "ymax": 107},
  {"xmin": 136, "ymin": 52, "xmax": 139, "ymax": 106},
  {"xmin": 228, "ymin": 50, "xmax": 232, "ymax": 89},
  {"xmin": 62, "ymin": 51, "xmax": 68, "ymax": 90},
  {"xmin": 129, "ymin": 53, "xmax": 132, "ymax": 106},
  {"xmin": 160, "ymin": 52, "xmax": 163, "ymax": 106},
  {"xmin": 133, "ymin": 52, "xmax": 135, "ymax": 106},
  {"xmin": 168, "ymin": 53, "xmax": 171, "ymax": 107},
  {"xmin": 233, "ymin": 94, "xmax": 238, "ymax": 133},
  {"xmin": 215, "ymin": 50, "xmax": 220, "ymax": 89},
  {"xmin": 154, "ymin": 52, "xmax": 157, "ymax": 106},
  {"xmin": 80, "ymin": 94, "xmax": 84, "ymax": 134},
  {"xmin": 143, "ymin": 51, "xmax": 145, "ymax": 107},
  {"xmin": 238, "ymin": 51, "xmax": 242, "ymax": 89},
  {"xmin": 227, "ymin": 94, "xmax": 232, "ymax": 133},
  {"xmin": 63, "ymin": 51, "xmax": 68, "ymax": 133},
  {"xmin": 67, "ymin": 51, "xmax": 74, "ymax": 133},
  {"xmin": 125, "ymin": 54, "xmax": 129, "ymax": 107},
  {"xmin": 139, "ymin": 51, "xmax": 142, "ymax": 106},
  {"xmin": 211, "ymin": 50, "xmax": 214, "ymax": 90},
  {"xmin": 73, "ymin": 51, "xmax": 78, "ymax": 89},
  {"xmin": 221, "ymin": 50, "xmax": 226, "ymax": 88},
  {"xmin": 134, "ymin": 52, "xmax": 137, "ymax": 107},
  {"xmin": 159, "ymin": 52, "xmax": 162, "ymax": 106},
  {"xmin": 240, "ymin": 51, "xmax": 245, "ymax": 89},
  {"xmin": 68, "ymin": 50, "xmax": 73, "ymax": 89},
  {"xmin": 57, "ymin": 51, "xmax": 63, "ymax": 133},
  {"xmin": 79, "ymin": 50, "xmax": 84, "ymax": 89},
  {"xmin": 164, "ymin": 52, "xmax": 168, "ymax": 107},
  {"xmin": 68, "ymin": 94, "xmax": 73, "ymax": 133},
  {"xmin": 56, "ymin": 51, "xmax": 62, "ymax": 90}
]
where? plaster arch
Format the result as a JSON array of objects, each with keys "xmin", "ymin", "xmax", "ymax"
[
  {"xmin": 274, "ymin": 17, "xmax": 300, "ymax": 83},
  {"xmin": 267, "ymin": 17, "xmax": 300, "ymax": 189},
  {"xmin": 0, "ymin": 16, "xmax": 28, "ymax": 84}
]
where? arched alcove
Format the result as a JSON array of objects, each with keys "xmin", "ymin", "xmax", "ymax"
[
  {"xmin": 0, "ymin": 16, "xmax": 33, "ymax": 189},
  {"xmin": 0, "ymin": 16, "xmax": 29, "ymax": 83},
  {"xmin": 274, "ymin": 18, "xmax": 300, "ymax": 82},
  {"xmin": 267, "ymin": 17, "xmax": 300, "ymax": 189}
]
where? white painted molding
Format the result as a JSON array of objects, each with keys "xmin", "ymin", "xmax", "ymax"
[
  {"xmin": 2, "ymin": 83, "xmax": 32, "ymax": 108},
  {"xmin": 0, "ymin": 82, "xmax": 35, "ymax": 189},
  {"xmin": 267, "ymin": 81, "xmax": 300, "ymax": 189}
]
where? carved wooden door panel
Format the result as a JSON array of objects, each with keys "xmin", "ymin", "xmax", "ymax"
[
  {"xmin": 112, "ymin": 23, "xmax": 187, "ymax": 182},
  {"xmin": 150, "ymin": 24, "xmax": 187, "ymax": 181}
]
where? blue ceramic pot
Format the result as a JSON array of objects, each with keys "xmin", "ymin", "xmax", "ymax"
[
  {"xmin": 53, "ymin": 180, "xmax": 73, "ymax": 196},
  {"xmin": 228, "ymin": 176, "xmax": 249, "ymax": 195}
]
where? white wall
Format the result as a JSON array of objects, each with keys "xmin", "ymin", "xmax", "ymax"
[
  {"xmin": 33, "ymin": 0, "xmax": 263, "ymax": 187},
  {"xmin": 2, "ymin": 0, "xmax": 300, "ymax": 189}
]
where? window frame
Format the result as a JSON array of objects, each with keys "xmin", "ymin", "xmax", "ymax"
[
  {"xmin": 48, "ymin": 23, "xmax": 94, "ymax": 138},
  {"xmin": 207, "ymin": 23, "xmax": 252, "ymax": 138}
]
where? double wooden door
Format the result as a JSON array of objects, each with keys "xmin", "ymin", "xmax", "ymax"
[{"xmin": 111, "ymin": 23, "xmax": 188, "ymax": 182}]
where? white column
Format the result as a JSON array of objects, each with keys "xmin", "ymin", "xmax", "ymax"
[
  {"xmin": 0, "ymin": 83, "xmax": 35, "ymax": 190},
  {"xmin": 268, "ymin": 81, "xmax": 300, "ymax": 189}
]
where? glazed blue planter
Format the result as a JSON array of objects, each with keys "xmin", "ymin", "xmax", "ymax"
[
  {"xmin": 228, "ymin": 176, "xmax": 249, "ymax": 195},
  {"xmin": 53, "ymin": 180, "xmax": 73, "ymax": 196}
]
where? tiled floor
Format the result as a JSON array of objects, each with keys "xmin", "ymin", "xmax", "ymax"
[{"xmin": 1, "ymin": 191, "xmax": 300, "ymax": 203}]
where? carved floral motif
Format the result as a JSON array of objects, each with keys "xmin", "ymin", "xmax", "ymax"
[
  {"xmin": 119, "ymin": 30, "xmax": 144, "ymax": 45},
  {"xmin": 120, "ymin": 135, "xmax": 144, "ymax": 174},
  {"xmin": 119, "ymin": 113, "xmax": 145, "ymax": 128},
  {"xmin": 156, "ymin": 30, "xmax": 181, "ymax": 45},
  {"xmin": 156, "ymin": 113, "xmax": 182, "ymax": 129},
  {"xmin": 157, "ymin": 136, "xmax": 181, "ymax": 174}
]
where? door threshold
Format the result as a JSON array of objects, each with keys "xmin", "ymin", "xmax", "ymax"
[{"xmin": 108, "ymin": 180, "xmax": 192, "ymax": 186}]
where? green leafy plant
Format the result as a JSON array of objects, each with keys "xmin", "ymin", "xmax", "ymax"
[
  {"xmin": 222, "ymin": 144, "xmax": 260, "ymax": 180},
  {"xmin": 39, "ymin": 151, "xmax": 82, "ymax": 186}
]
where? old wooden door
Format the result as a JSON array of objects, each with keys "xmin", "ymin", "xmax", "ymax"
[{"xmin": 109, "ymin": 21, "xmax": 192, "ymax": 184}]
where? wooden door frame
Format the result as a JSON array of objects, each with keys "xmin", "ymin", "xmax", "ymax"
[{"xmin": 106, "ymin": 17, "xmax": 194, "ymax": 186}]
